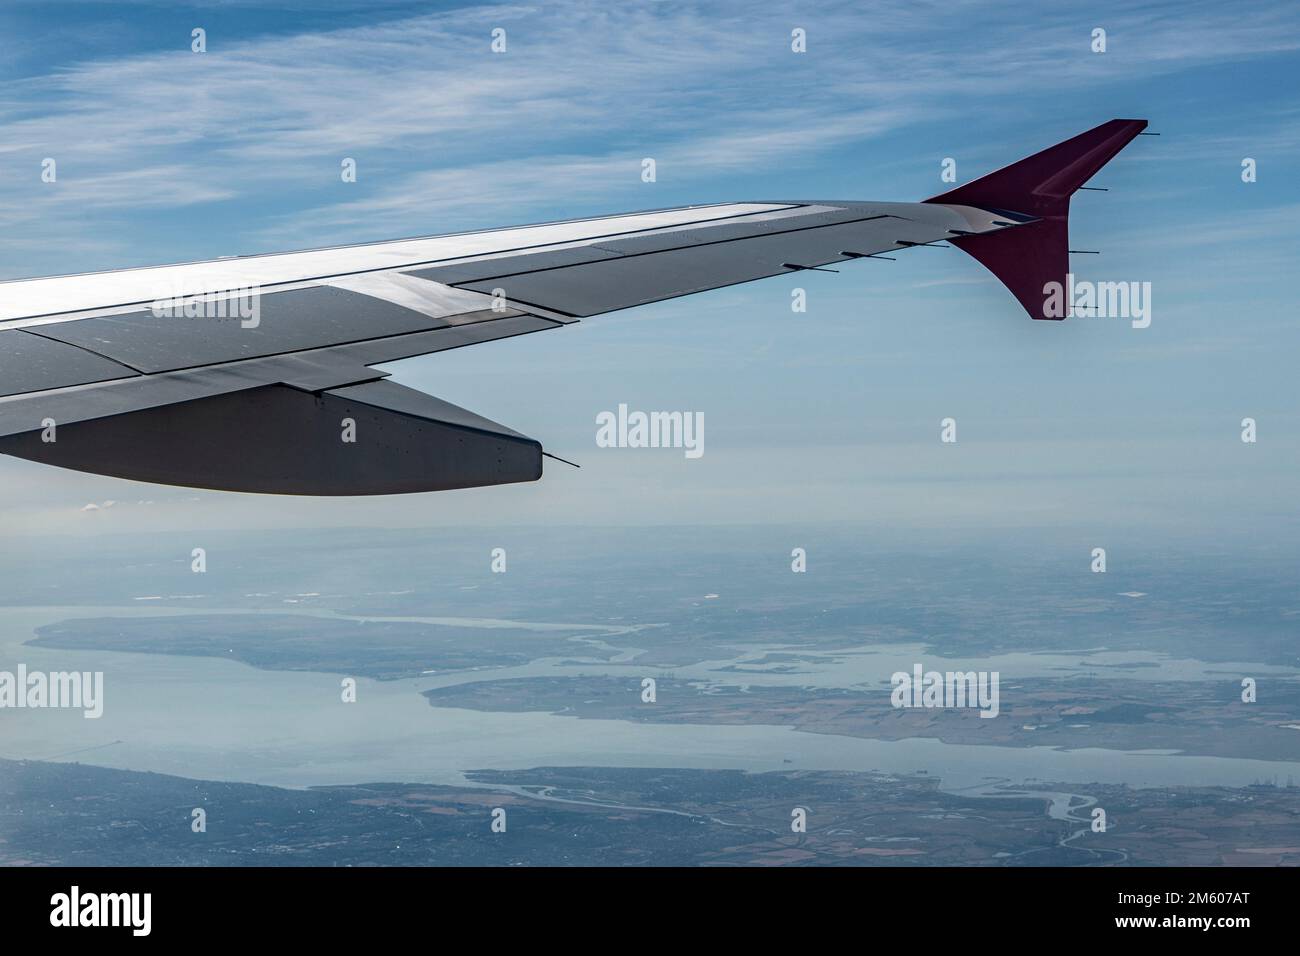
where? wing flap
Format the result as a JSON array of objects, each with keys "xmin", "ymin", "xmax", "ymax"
[
  {"xmin": 26, "ymin": 286, "xmax": 451, "ymax": 374},
  {"xmin": 0, "ymin": 329, "xmax": 137, "ymax": 395},
  {"xmin": 0, "ymin": 315, "xmax": 563, "ymax": 440}
]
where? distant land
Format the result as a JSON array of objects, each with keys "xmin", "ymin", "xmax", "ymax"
[
  {"xmin": 30, "ymin": 614, "xmax": 606, "ymax": 681},
  {"xmin": 3, "ymin": 759, "xmax": 1297, "ymax": 867},
  {"xmin": 422, "ymin": 675, "xmax": 1300, "ymax": 762}
]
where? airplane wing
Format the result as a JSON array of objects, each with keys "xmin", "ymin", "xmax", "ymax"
[{"xmin": 0, "ymin": 119, "xmax": 1146, "ymax": 495}]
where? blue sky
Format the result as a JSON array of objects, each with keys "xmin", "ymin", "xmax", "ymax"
[{"xmin": 0, "ymin": 0, "xmax": 1296, "ymax": 545}]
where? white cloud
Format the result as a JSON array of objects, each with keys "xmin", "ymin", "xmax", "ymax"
[{"xmin": 2, "ymin": 0, "xmax": 1296, "ymax": 270}]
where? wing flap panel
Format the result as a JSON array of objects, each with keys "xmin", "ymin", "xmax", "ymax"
[
  {"xmin": 0, "ymin": 329, "xmax": 137, "ymax": 395},
  {"xmin": 26, "ymin": 286, "xmax": 445, "ymax": 373}
]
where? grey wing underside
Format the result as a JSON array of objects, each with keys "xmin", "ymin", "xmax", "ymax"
[{"xmin": 0, "ymin": 199, "xmax": 1009, "ymax": 494}]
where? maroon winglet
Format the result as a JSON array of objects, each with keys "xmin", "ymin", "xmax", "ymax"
[{"xmin": 924, "ymin": 119, "xmax": 1148, "ymax": 319}]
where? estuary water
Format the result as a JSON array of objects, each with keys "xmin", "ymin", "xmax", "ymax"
[{"xmin": 3, "ymin": 605, "xmax": 1298, "ymax": 794}]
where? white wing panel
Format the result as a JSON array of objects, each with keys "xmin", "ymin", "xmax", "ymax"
[{"xmin": 0, "ymin": 203, "xmax": 791, "ymax": 323}]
